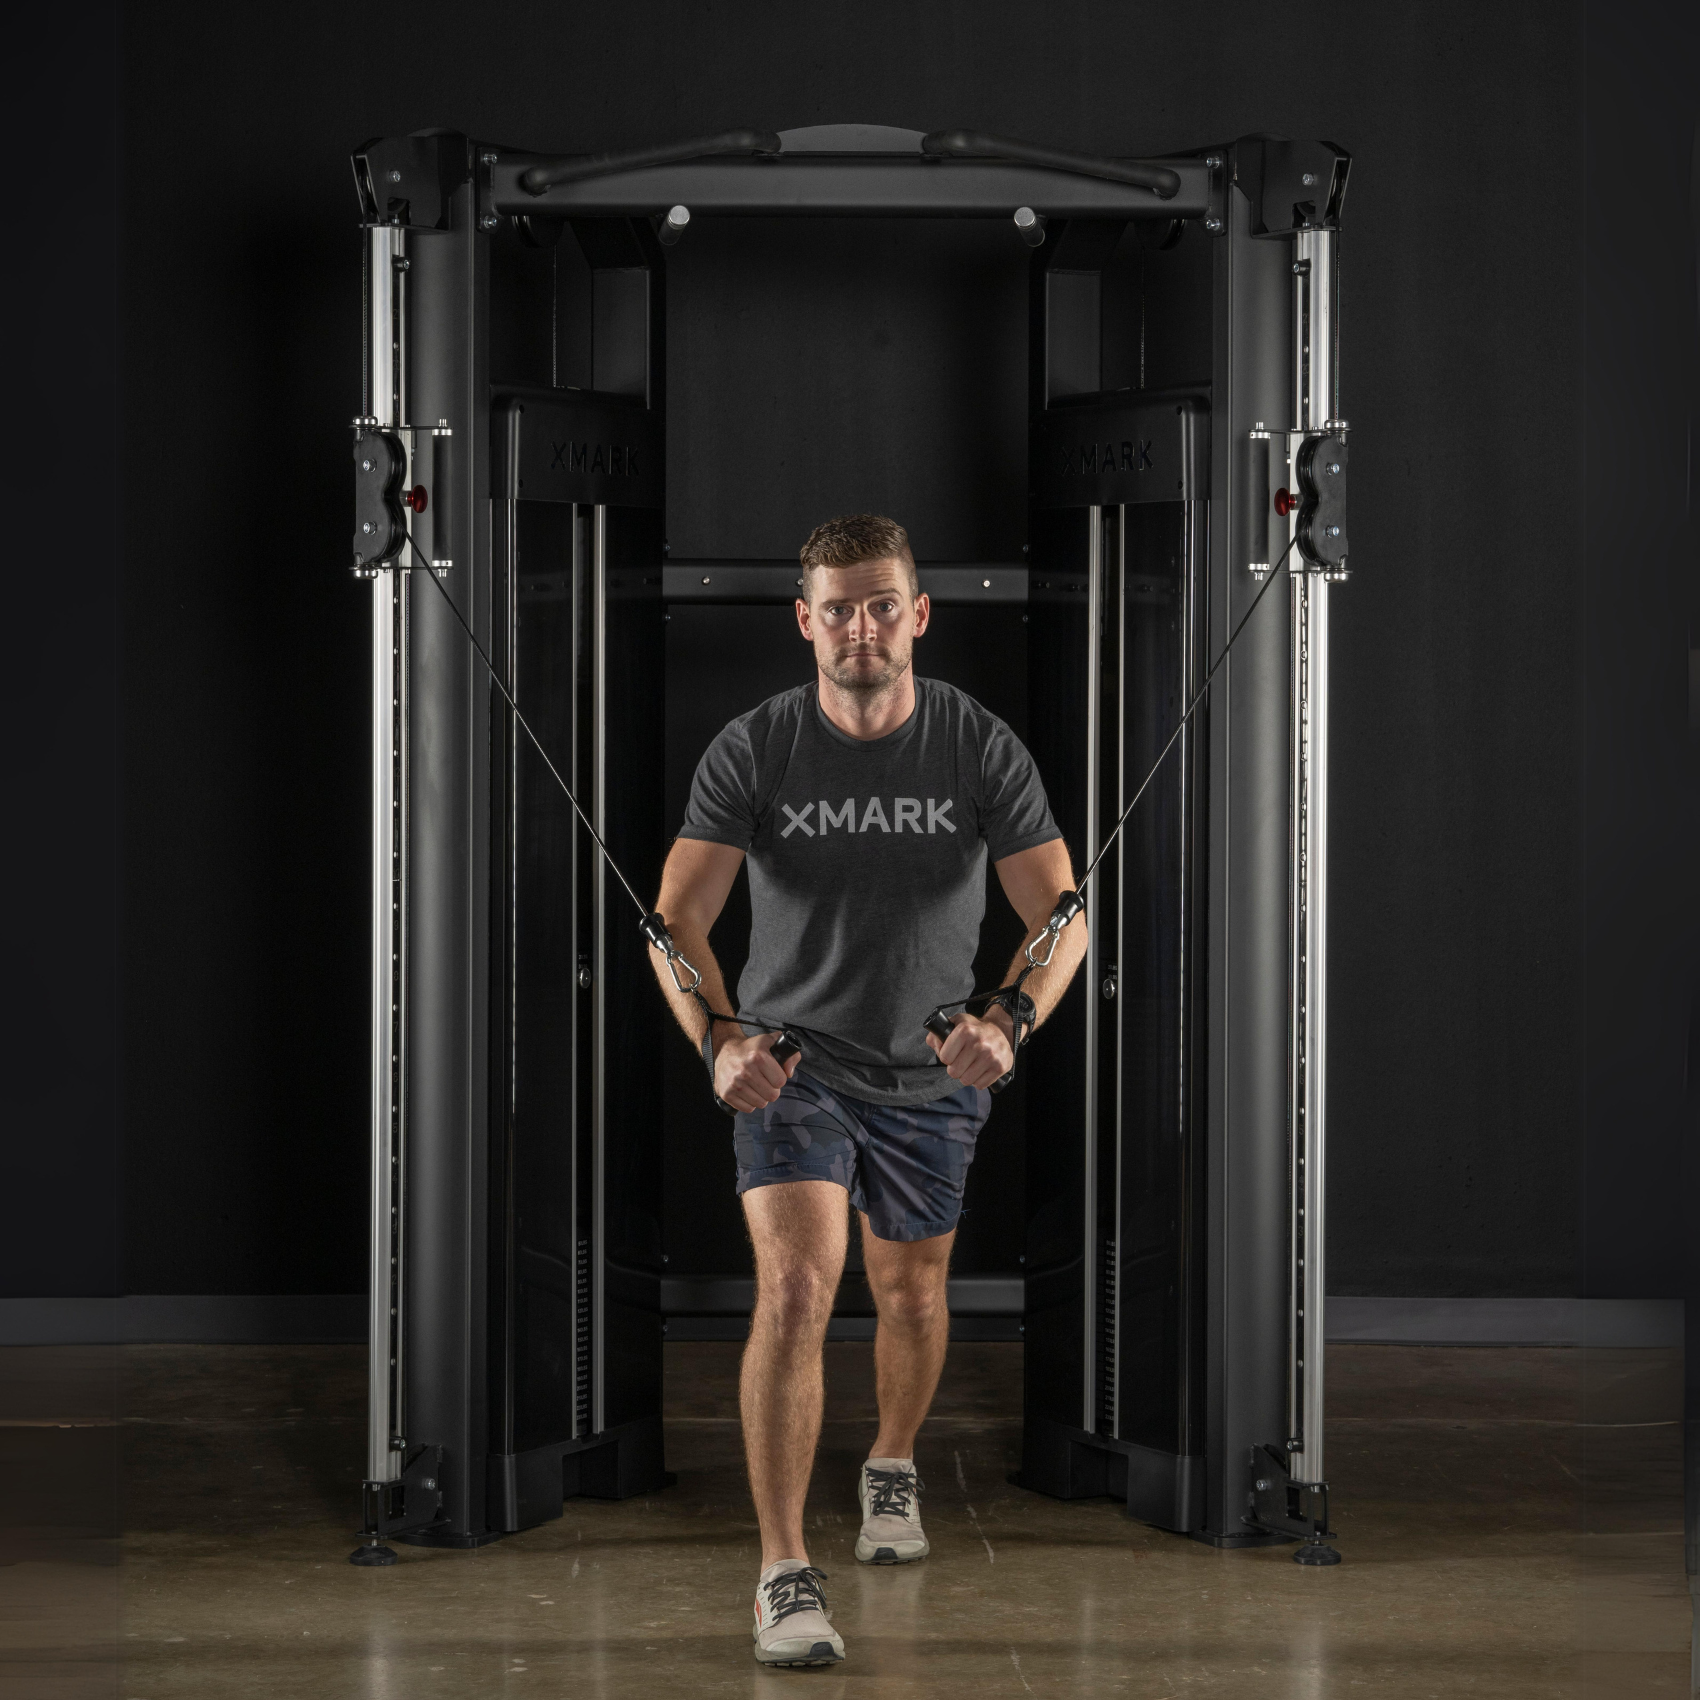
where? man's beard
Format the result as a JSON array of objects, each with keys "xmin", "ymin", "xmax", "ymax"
[{"xmin": 820, "ymin": 642, "xmax": 911, "ymax": 696}]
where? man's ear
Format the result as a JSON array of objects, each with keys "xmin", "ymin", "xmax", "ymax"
[
  {"xmin": 911, "ymin": 592, "xmax": 931, "ymax": 638},
  {"xmin": 795, "ymin": 598, "xmax": 812, "ymax": 641}
]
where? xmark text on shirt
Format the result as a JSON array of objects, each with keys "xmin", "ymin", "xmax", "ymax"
[{"xmin": 780, "ymin": 798, "xmax": 956, "ymax": 838}]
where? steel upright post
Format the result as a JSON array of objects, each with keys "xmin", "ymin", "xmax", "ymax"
[
  {"xmin": 589, "ymin": 504, "xmax": 608, "ymax": 1438},
  {"xmin": 1285, "ymin": 224, "xmax": 1338, "ymax": 1550},
  {"xmin": 1081, "ymin": 505, "xmax": 1105, "ymax": 1434},
  {"xmin": 365, "ymin": 222, "xmax": 406, "ymax": 1491}
]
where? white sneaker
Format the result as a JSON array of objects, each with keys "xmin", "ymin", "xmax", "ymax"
[
  {"xmin": 752, "ymin": 1561, "xmax": 845, "ymax": 1667},
  {"xmin": 856, "ymin": 1457, "xmax": 929, "ymax": 1564}
]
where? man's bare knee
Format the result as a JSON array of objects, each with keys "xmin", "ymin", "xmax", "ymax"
[
  {"xmin": 863, "ymin": 1221, "xmax": 953, "ymax": 1330},
  {"xmin": 743, "ymin": 1180, "xmax": 848, "ymax": 1341},
  {"xmin": 871, "ymin": 1269, "xmax": 948, "ymax": 1332},
  {"xmin": 753, "ymin": 1261, "xmax": 838, "ymax": 1339}
]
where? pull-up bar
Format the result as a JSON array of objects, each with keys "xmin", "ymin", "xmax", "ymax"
[
  {"xmin": 487, "ymin": 123, "xmax": 1215, "ymax": 220},
  {"xmin": 519, "ymin": 126, "xmax": 1182, "ymax": 199}
]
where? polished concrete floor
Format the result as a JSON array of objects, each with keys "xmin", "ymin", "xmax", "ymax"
[{"xmin": 0, "ymin": 1338, "xmax": 1686, "ymax": 1697}]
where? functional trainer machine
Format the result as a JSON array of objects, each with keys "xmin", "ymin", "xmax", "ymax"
[{"xmin": 346, "ymin": 124, "xmax": 1350, "ymax": 1563}]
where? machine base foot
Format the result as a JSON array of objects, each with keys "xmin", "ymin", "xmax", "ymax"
[
  {"xmin": 488, "ymin": 1415, "xmax": 670, "ymax": 1532},
  {"xmin": 1294, "ymin": 1540, "xmax": 1342, "ymax": 1566},
  {"xmin": 348, "ymin": 1542, "xmax": 398, "ymax": 1566},
  {"xmin": 1016, "ymin": 1415, "xmax": 1204, "ymax": 1532},
  {"xmin": 396, "ymin": 1527, "xmax": 506, "ymax": 1549}
]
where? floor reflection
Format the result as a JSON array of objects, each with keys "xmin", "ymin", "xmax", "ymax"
[{"xmin": 5, "ymin": 1339, "xmax": 1672, "ymax": 1696}]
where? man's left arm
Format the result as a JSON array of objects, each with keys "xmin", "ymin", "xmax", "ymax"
[{"xmin": 925, "ymin": 838, "xmax": 1087, "ymax": 1087}]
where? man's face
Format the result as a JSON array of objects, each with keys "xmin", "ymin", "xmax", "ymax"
[{"xmin": 796, "ymin": 559, "xmax": 931, "ymax": 695}]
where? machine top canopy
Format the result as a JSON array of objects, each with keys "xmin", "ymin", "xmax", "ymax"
[{"xmin": 353, "ymin": 127, "xmax": 1346, "ymax": 233}]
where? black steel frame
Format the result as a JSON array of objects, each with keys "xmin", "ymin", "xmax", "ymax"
[{"xmin": 346, "ymin": 121, "xmax": 1350, "ymax": 1561}]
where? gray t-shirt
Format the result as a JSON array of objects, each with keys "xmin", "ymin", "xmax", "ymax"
[{"xmin": 677, "ymin": 676, "xmax": 1061, "ymax": 1105}]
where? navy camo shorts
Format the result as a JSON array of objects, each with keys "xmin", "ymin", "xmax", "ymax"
[{"xmin": 734, "ymin": 1071, "xmax": 992, "ymax": 1242}]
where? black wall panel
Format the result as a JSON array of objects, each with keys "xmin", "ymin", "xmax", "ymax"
[
  {"xmin": 2, "ymin": 12, "xmax": 121, "ymax": 1297},
  {"xmin": 1579, "ymin": 2, "xmax": 1698, "ymax": 1298},
  {"xmin": 668, "ymin": 220, "xmax": 1027, "ymax": 562},
  {"xmin": 88, "ymin": 0, "xmax": 1655, "ymax": 1302}
]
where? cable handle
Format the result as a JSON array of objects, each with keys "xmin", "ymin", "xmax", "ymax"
[
  {"xmin": 713, "ymin": 1032, "xmax": 804, "ymax": 1118},
  {"xmin": 923, "ymin": 1009, "xmax": 1016, "ymax": 1095},
  {"xmin": 920, "ymin": 890, "xmax": 1085, "ymax": 1094},
  {"xmin": 645, "ymin": 911, "xmax": 806, "ymax": 1115}
]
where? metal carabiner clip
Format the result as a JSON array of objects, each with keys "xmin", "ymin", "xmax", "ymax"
[
  {"xmin": 1025, "ymin": 926, "xmax": 1061, "ymax": 969},
  {"xmin": 641, "ymin": 912, "xmax": 803, "ymax": 1114},
  {"xmin": 1025, "ymin": 889, "xmax": 1086, "ymax": 968},
  {"xmin": 639, "ymin": 912, "xmax": 702, "ymax": 994}
]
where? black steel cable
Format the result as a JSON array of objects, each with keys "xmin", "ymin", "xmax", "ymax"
[
  {"xmin": 1076, "ymin": 531, "xmax": 1299, "ymax": 897},
  {"xmin": 400, "ymin": 529, "xmax": 650, "ymax": 920},
  {"xmin": 397, "ymin": 527, "xmax": 844, "ymax": 1078},
  {"xmin": 396, "ymin": 520, "xmax": 1297, "ymax": 1086}
]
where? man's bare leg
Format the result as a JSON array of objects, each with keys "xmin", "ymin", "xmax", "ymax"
[
  {"xmin": 860, "ymin": 1218, "xmax": 954, "ymax": 1459},
  {"xmin": 740, "ymin": 1181, "xmax": 848, "ymax": 1568}
]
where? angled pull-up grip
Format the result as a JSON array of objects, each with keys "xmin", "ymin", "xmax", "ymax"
[
  {"xmin": 921, "ymin": 131, "xmax": 1181, "ymax": 199},
  {"xmin": 519, "ymin": 129, "xmax": 783, "ymax": 194}
]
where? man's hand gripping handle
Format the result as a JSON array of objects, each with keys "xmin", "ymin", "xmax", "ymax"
[
  {"xmin": 922, "ymin": 890, "xmax": 1085, "ymax": 1094},
  {"xmin": 642, "ymin": 912, "xmax": 803, "ymax": 1117},
  {"xmin": 715, "ymin": 1031, "xmax": 803, "ymax": 1119}
]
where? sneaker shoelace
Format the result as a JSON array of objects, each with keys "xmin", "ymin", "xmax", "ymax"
[
  {"xmin": 865, "ymin": 1466, "xmax": 922, "ymax": 1519},
  {"xmin": 762, "ymin": 1564, "xmax": 830, "ymax": 1626}
]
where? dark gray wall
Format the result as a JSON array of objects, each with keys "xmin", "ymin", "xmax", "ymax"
[
  {"xmin": 1579, "ymin": 0, "xmax": 1698, "ymax": 1298},
  {"xmin": 14, "ymin": 0, "xmax": 1682, "ymax": 1302},
  {"xmin": 3, "ymin": 12, "xmax": 121, "ymax": 1297}
]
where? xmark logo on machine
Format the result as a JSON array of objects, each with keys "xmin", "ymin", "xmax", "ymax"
[
  {"xmin": 1060, "ymin": 438, "xmax": 1153, "ymax": 476},
  {"xmin": 548, "ymin": 440, "xmax": 640, "ymax": 476},
  {"xmin": 780, "ymin": 798, "xmax": 956, "ymax": 838}
]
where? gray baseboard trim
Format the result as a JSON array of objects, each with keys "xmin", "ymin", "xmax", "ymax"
[
  {"xmin": 1325, "ymin": 1296, "xmax": 1683, "ymax": 1348},
  {"xmin": 666, "ymin": 1316, "xmax": 1023, "ymax": 1343},
  {"xmin": 0, "ymin": 1285, "xmax": 1020, "ymax": 1345},
  {"xmin": 0, "ymin": 1295, "xmax": 367, "ymax": 1345},
  {"xmin": 1, "ymin": 1292, "xmax": 1680, "ymax": 1349},
  {"xmin": 675, "ymin": 1286, "xmax": 1686, "ymax": 1346},
  {"xmin": 660, "ymin": 1274, "xmax": 1023, "ymax": 1317}
]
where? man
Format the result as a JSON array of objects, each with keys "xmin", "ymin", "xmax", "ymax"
[{"xmin": 650, "ymin": 514, "xmax": 1086, "ymax": 1668}]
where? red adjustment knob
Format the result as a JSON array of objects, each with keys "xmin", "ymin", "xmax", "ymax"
[
  {"xmin": 404, "ymin": 485, "xmax": 428, "ymax": 513},
  {"xmin": 1273, "ymin": 487, "xmax": 1297, "ymax": 518}
]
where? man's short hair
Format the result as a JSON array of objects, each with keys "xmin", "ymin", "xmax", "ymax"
[{"xmin": 798, "ymin": 515, "xmax": 919, "ymax": 600}]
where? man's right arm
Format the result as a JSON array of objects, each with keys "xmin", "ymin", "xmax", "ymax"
[{"xmin": 651, "ymin": 837, "xmax": 800, "ymax": 1112}]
